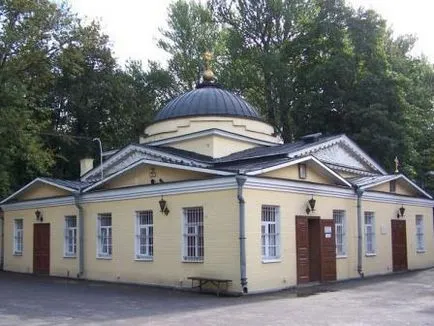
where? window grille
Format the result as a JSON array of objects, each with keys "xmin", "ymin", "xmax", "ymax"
[
  {"xmin": 333, "ymin": 210, "xmax": 346, "ymax": 256},
  {"xmin": 14, "ymin": 219, "xmax": 23, "ymax": 255},
  {"xmin": 183, "ymin": 207, "xmax": 204, "ymax": 262},
  {"xmin": 97, "ymin": 213, "xmax": 112, "ymax": 258},
  {"xmin": 135, "ymin": 211, "xmax": 153, "ymax": 259},
  {"xmin": 364, "ymin": 212, "xmax": 376, "ymax": 255},
  {"xmin": 261, "ymin": 205, "xmax": 280, "ymax": 260},
  {"xmin": 64, "ymin": 216, "xmax": 77, "ymax": 257},
  {"xmin": 416, "ymin": 215, "xmax": 424, "ymax": 252}
]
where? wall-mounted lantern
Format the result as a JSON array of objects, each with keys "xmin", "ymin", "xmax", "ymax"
[
  {"xmin": 159, "ymin": 196, "xmax": 170, "ymax": 215},
  {"xmin": 305, "ymin": 196, "xmax": 316, "ymax": 215},
  {"xmin": 35, "ymin": 209, "xmax": 43, "ymax": 222},
  {"xmin": 397, "ymin": 205, "xmax": 405, "ymax": 219}
]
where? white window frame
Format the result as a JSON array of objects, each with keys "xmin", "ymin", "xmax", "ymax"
[
  {"xmin": 64, "ymin": 216, "xmax": 77, "ymax": 257},
  {"xmin": 135, "ymin": 210, "xmax": 153, "ymax": 260},
  {"xmin": 182, "ymin": 207, "xmax": 204, "ymax": 262},
  {"xmin": 364, "ymin": 212, "xmax": 376, "ymax": 255},
  {"xmin": 261, "ymin": 205, "xmax": 280, "ymax": 261},
  {"xmin": 97, "ymin": 213, "xmax": 112, "ymax": 258},
  {"xmin": 298, "ymin": 163, "xmax": 307, "ymax": 179},
  {"xmin": 333, "ymin": 210, "xmax": 346, "ymax": 257},
  {"xmin": 416, "ymin": 215, "xmax": 425, "ymax": 252},
  {"xmin": 13, "ymin": 219, "xmax": 23, "ymax": 255}
]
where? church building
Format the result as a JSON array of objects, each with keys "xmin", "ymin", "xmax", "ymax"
[{"xmin": 0, "ymin": 56, "xmax": 433, "ymax": 294}]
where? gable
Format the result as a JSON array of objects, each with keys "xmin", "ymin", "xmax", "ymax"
[
  {"xmin": 249, "ymin": 156, "xmax": 351, "ymax": 187},
  {"xmin": 17, "ymin": 183, "xmax": 71, "ymax": 201},
  {"xmin": 260, "ymin": 163, "xmax": 331, "ymax": 184},
  {"xmin": 369, "ymin": 180, "xmax": 420, "ymax": 197},
  {"xmin": 102, "ymin": 164, "xmax": 212, "ymax": 190}
]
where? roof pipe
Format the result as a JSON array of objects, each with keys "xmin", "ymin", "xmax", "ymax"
[
  {"xmin": 236, "ymin": 173, "xmax": 248, "ymax": 294},
  {"xmin": 74, "ymin": 192, "xmax": 84, "ymax": 277},
  {"xmin": 356, "ymin": 187, "xmax": 364, "ymax": 278}
]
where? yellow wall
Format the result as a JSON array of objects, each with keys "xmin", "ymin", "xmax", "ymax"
[
  {"xmin": 360, "ymin": 198, "xmax": 434, "ymax": 275},
  {"xmin": 370, "ymin": 180, "xmax": 418, "ymax": 197},
  {"xmin": 242, "ymin": 188, "xmax": 434, "ymax": 293},
  {"xmin": 142, "ymin": 116, "xmax": 280, "ymax": 144},
  {"xmin": 3, "ymin": 205, "xmax": 79, "ymax": 276},
  {"xmin": 261, "ymin": 163, "xmax": 333, "ymax": 185},
  {"xmin": 243, "ymin": 189, "xmax": 358, "ymax": 292},
  {"xmin": 17, "ymin": 184, "xmax": 71, "ymax": 201},
  {"xmin": 102, "ymin": 165, "xmax": 211, "ymax": 190},
  {"xmin": 338, "ymin": 171, "xmax": 361, "ymax": 179},
  {"xmin": 3, "ymin": 189, "xmax": 242, "ymax": 292},
  {"xmin": 168, "ymin": 134, "xmax": 259, "ymax": 158}
]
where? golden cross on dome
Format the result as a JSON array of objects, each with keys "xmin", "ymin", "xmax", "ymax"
[
  {"xmin": 394, "ymin": 156, "xmax": 399, "ymax": 174},
  {"xmin": 202, "ymin": 51, "xmax": 215, "ymax": 82}
]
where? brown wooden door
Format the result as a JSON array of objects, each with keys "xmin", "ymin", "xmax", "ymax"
[
  {"xmin": 308, "ymin": 219, "xmax": 321, "ymax": 282},
  {"xmin": 391, "ymin": 220, "xmax": 407, "ymax": 272},
  {"xmin": 33, "ymin": 223, "xmax": 50, "ymax": 275},
  {"xmin": 296, "ymin": 216, "xmax": 309, "ymax": 284},
  {"xmin": 320, "ymin": 219, "xmax": 337, "ymax": 282}
]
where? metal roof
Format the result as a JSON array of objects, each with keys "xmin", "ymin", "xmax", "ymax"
[{"xmin": 153, "ymin": 83, "xmax": 261, "ymax": 122}]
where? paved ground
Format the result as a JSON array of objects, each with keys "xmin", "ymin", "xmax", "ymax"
[{"xmin": 0, "ymin": 269, "xmax": 434, "ymax": 326}]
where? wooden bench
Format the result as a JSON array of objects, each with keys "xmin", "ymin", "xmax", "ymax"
[{"xmin": 187, "ymin": 276, "xmax": 232, "ymax": 296}]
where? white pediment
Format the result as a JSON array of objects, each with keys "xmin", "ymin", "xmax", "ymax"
[
  {"xmin": 313, "ymin": 143, "xmax": 371, "ymax": 171},
  {"xmin": 81, "ymin": 145, "xmax": 208, "ymax": 182}
]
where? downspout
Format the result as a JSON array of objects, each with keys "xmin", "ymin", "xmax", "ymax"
[
  {"xmin": 74, "ymin": 192, "xmax": 84, "ymax": 278},
  {"xmin": 236, "ymin": 174, "xmax": 248, "ymax": 294},
  {"xmin": 0, "ymin": 207, "xmax": 4, "ymax": 271},
  {"xmin": 356, "ymin": 187, "xmax": 364, "ymax": 277}
]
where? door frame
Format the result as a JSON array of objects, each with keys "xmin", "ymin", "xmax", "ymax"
[{"xmin": 33, "ymin": 223, "xmax": 50, "ymax": 275}]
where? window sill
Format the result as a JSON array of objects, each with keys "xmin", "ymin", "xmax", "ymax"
[
  {"xmin": 13, "ymin": 252, "xmax": 22, "ymax": 256},
  {"xmin": 96, "ymin": 256, "xmax": 112, "ymax": 260},
  {"xmin": 135, "ymin": 257, "xmax": 153, "ymax": 262},
  {"xmin": 416, "ymin": 250, "xmax": 426, "ymax": 254},
  {"xmin": 365, "ymin": 253, "xmax": 376, "ymax": 257},
  {"xmin": 63, "ymin": 255, "xmax": 76, "ymax": 259},
  {"xmin": 262, "ymin": 258, "xmax": 281, "ymax": 264},
  {"xmin": 336, "ymin": 255, "xmax": 347, "ymax": 259},
  {"xmin": 182, "ymin": 259, "xmax": 204, "ymax": 263}
]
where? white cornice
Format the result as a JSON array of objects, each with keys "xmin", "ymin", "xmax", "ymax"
[
  {"xmin": 363, "ymin": 191, "xmax": 434, "ymax": 207},
  {"xmin": 83, "ymin": 159, "xmax": 234, "ymax": 192},
  {"xmin": 324, "ymin": 162, "xmax": 378, "ymax": 177},
  {"xmin": 145, "ymin": 128, "xmax": 279, "ymax": 147},
  {"xmin": 245, "ymin": 177, "xmax": 355, "ymax": 199},
  {"xmin": 1, "ymin": 196, "xmax": 75, "ymax": 211}
]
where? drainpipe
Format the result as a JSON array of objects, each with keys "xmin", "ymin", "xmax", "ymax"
[
  {"xmin": 236, "ymin": 174, "xmax": 248, "ymax": 294},
  {"xmin": 0, "ymin": 207, "xmax": 4, "ymax": 271},
  {"xmin": 74, "ymin": 192, "xmax": 84, "ymax": 278},
  {"xmin": 356, "ymin": 187, "xmax": 364, "ymax": 278}
]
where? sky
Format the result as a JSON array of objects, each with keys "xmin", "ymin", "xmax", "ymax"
[{"xmin": 67, "ymin": 0, "xmax": 434, "ymax": 66}]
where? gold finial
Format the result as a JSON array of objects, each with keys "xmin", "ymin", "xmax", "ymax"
[
  {"xmin": 394, "ymin": 156, "xmax": 399, "ymax": 174},
  {"xmin": 202, "ymin": 51, "xmax": 215, "ymax": 82}
]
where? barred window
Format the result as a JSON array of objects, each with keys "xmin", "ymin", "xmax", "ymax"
[
  {"xmin": 364, "ymin": 212, "xmax": 376, "ymax": 255},
  {"xmin": 183, "ymin": 207, "xmax": 204, "ymax": 262},
  {"xmin": 64, "ymin": 216, "xmax": 77, "ymax": 257},
  {"xmin": 14, "ymin": 219, "xmax": 23, "ymax": 255},
  {"xmin": 416, "ymin": 215, "xmax": 425, "ymax": 252},
  {"xmin": 333, "ymin": 210, "xmax": 346, "ymax": 256},
  {"xmin": 135, "ymin": 211, "xmax": 153, "ymax": 259},
  {"xmin": 261, "ymin": 205, "xmax": 280, "ymax": 260},
  {"xmin": 97, "ymin": 214, "xmax": 112, "ymax": 258}
]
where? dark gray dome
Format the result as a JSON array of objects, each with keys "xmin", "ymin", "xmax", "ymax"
[{"xmin": 154, "ymin": 83, "xmax": 261, "ymax": 122}]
